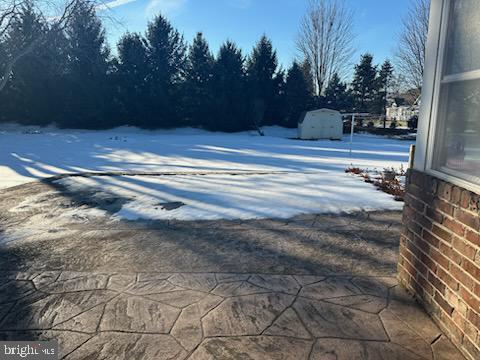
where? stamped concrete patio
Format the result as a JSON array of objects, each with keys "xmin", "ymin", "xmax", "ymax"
[{"xmin": 0, "ymin": 179, "xmax": 466, "ymax": 359}]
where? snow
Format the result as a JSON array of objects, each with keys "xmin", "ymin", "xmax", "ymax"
[{"xmin": 0, "ymin": 124, "xmax": 414, "ymax": 220}]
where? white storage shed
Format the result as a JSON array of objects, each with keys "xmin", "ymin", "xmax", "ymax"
[{"xmin": 298, "ymin": 108, "xmax": 343, "ymax": 140}]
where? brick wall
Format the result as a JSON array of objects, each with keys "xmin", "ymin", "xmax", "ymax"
[{"xmin": 398, "ymin": 169, "xmax": 480, "ymax": 360}]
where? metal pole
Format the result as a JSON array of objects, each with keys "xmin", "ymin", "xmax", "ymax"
[
  {"xmin": 349, "ymin": 114, "xmax": 355, "ymax": 156},
  {"xmin": 408, "ymin": 144, "xmax": 416, "ymax": 169}
]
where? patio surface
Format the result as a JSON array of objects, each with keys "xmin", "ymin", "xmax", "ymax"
[{"xmin": 0, "ymin": 179, "xmax": 467, "ymax": 359}]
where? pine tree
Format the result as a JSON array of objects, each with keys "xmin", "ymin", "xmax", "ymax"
[
  {"xmin": 374, "ymin": 60, "xmax": 394, "ymax": 115},
  {"xmin": 116, "ymin": 32, "xmax": 150, "ymax": 127},
  {"xmin": 63, "ymin": 0, "xmax": 113, "ymax": 129},
  {"xmin": 2, "ymin": 1, "xmax": 67, "ymax": 125},
  {"xmin": 284, "ymin": 61, "xmax": 312, "ymax": 127},
  {"xmin": 271, "ymin": 69, "xmax": 287, "ymax": 126},
  {"xmin": 351, "ymin": 53, "xmax": 378, "ymax": 114},
  {"xmin": 246, "ymin": 35, "xmax": 279, "ymax": 129},
  {"xmin": 324, "ymin": 73, "xmax": 351, "ymax": 112},
  {"xmin": 146, "ymin": 15, "xmax": 187, "ymax": 128},
  {"xmin": 211, "ymin": 41, "xmax": 248, "ymax": 132},
  {"xmin": 184, "ymin": 32, "xmax": 214, "ymax": 128}
]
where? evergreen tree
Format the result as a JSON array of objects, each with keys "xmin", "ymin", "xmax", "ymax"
[
  {"xmin": 300, "ymin": 60, "xmax": 315, "ymax": 99},
  {"xmin": 211, "ymin": 41, "xmax": 248, "ymax": 132},
  {"xmin": 116, "ymin": 32, "xmax": 150, "ymax": 127},
  {"xmin": 374, "ymin": 60, "xmax": 394, "ymax": 115},
  {"xmin": 2, "ymin": 1, "xmax": 67, "ymax": 125},
  {"xmin": 351, "ymin": 53, "xmax": 378, "ymax": 114},
  {"xmin": 63, "ymin": 0, "xmax": 113, "ymax": 129},
  {"xmin": 271, "ymin": 69, "xmax": 287, "ymax": 126},
  {"xmin": 284, "ymin": 61, "xmax": 312, "ymax": 127},
  {"xmin": 146, "ymin": 14, "xmax": 187, "ymax": 128},
  {"xmin": 184, "ymin": 32, "xmax": 214, "ymax": 128},
  {"xmin": 324, "ymin": 73, "xmax": 351, "ymax": 112},
  {"xmin": 246, "ymin": 35, "xmax": 279, "ymax": 129}
]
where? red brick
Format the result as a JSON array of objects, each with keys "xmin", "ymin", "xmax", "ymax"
[
  {"xmin": 432, "ymin": 224, "xmax": 452, "ymax": 243},
  {"xmin": 462, "ymin": 337, "xmax": 480, "ymax": 360},
  {"xmin": 460, "ymin": 190, "xmax": 472, "ymax": 209},
  {"xmin": 426, "ymin": 206, "xmax": 444, "ymax": 224},
  {"xmin": 400, "ymin": 245, "xmax": 413, "ymax": 264},
  {"xmin": 452, "ymin": 309, "xmax": 467, "ymax": 331},
  {"xmin": 403, "ymin": 205, "xmax": 416, "ymax": 223},
  {"xmin": 470, "ymin": 194, "xmax": 479, "ymax": 212},
  {"xmin": 406, "ymin": 219, "xmax": 423, "ymax": 236},
  {"xmin": 417, "ymin": 274, "xmax": 435, "ymax": 296},
  {"xmin": 443, "ymin": 217, "xmax": 465, "ymax": 237},
  {"xmin": 434, "ymin": 291, "xmax": 454, "ymax": 315},
  {"xmin": 429, "ymin": 271, "xmax": 446, "ymax": 293},
  {"xmin": 455, "ymin": 208, "xmax": 480, "ymax": 232},
  {"xmin": 422, "ymin": 230, "xmax": 440, "ymax": 248},
  {"xmin": 452, "ymin": 236, "xmax": 477, "ymax": 261},
  {"xmin": 462, "ymin": 259, "xmax": 480, "ymax": 280},
  {"xmin": 467, "ymin": 309, "xmax": 480, "ymax": 328},
  {"xmin": 436, "ymin": 266, "xmax": 459, "ymax": 291},
  {"xmin": 434, "ymin": 198, "xmax": 454, "ymax": 216},
  {"xmin": 410, "ymin": 171, "xmax": 425, "ymax": 188},
  {"xmin": 405, "ymin": 193, "xmax": 425, "ymax": 213},
  {"xmin": 451, "ymin": 186, "xmax": 462, "ymax": 204},
  {"xmin": 425, "ymin": 176, "xmax": 439, "ymax": 195},
  {"xmin": 438, "ymin": 182, "xmax": 453, "ymax": 201},
  {"xmin": 465, "ymin": 230, "xmax": 480, "ymax": 247},
  {"xmin": 437, "ymin": 310, "xmax": 465, "ymax": 343},
  {"xmin": 400, "ymin": 170, "xmax": 480, "ymax": 360},
  {"xmin": 459, "ymin": 286, "xmax": 480, "ymax": 311},
  {"xmin": 417, "ymin": 215, "xmax": 433, "ymax": 231},
  {"xmin": 402, "ymin": 257, "xmax": 417, "ymax": 278},
  {"xmin": 430, "ymin": 248, "xmax": 450, "ymax": 270},
  {"xmin": 439, "ymin": 242, "xmax": 463, "ymax": 266},
  {"xmin": 474, "ymin": 283, "xmax": 480, "ymax": 298},
  {"xmin": 451, "ymin": 263, "xmax": 474, "ymax": 290},
  {"xmin": 409, "ymin": 183, "xmax": 435, "ymax": 204},
  {"xmin": 414, "ymin": 235, "xmax": 431, "ymax": 255}
]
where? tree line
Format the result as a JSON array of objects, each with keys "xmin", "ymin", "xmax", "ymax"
[{"xmin": 0, "ymin": 0, "xmax": 396, "ymax": 131}]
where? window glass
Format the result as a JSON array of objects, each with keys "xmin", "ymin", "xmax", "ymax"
[
  {"xmin": 444, "ymin": 0, "xmax": 480, "ymax": 75},
  {"xmin": 432, "ymin": 1, "xmax": 480, "ymax": 183}
]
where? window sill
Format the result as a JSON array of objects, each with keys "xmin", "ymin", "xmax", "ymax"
[{"xmin": 425, "ymin": 168, "xmax": 480, "ymax": 195}]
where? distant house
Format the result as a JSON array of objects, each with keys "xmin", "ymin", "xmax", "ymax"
[
  {"xmin": 386, "ymin": 97, "xmax": 420, "ymax": 121},
  {"xmin": 298, "ymin": 109, "xmax": 343, "ymax": 140}
]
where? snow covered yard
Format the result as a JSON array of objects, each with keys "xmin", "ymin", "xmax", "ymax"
[{"xmin": 0, "ymin": 125, "xmax": 413, "ymax": 220}]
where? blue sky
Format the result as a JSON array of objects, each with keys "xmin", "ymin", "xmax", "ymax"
[{"xmin": 100, "ymin": 0, "xmax": 410, "ymax": 76}]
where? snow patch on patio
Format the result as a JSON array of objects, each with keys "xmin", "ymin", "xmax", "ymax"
[
  {"xmin": 1, "ymin": 125, "xmax": 412, "ymax": 221},
  {"xmin": 55, "ymin": 172, "xmax": 403, "ymax": 221}
]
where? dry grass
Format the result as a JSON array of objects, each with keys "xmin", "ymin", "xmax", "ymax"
[{"xmin": 345, "ymin": 167, "xmax": 405, "ymax": 202}]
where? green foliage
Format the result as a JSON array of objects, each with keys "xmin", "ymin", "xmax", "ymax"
[
  {"xmin": 284, "ymin": 62, "xmax": 313, "ymax": 127},
  {"xmin": 351, "ymin": 53, "xmax": 377, "ymax": 114},
  {"xmin": 1, "ymin": 1, "xmax": 68, "ymax": 125},
  {"xmin": 62, "ymin": 0, "xmax": 113, "ymax": 129},
  {"xmin": 0, "ymin": 8, "xmax": 357, "ymax": 132},
  {"xmin": 246, "ymin": 35, "xmax": 281, "ymax": 128},
  {"xmin": 324, "ymin": 73, "xmax": 352, "ymax": 112},
  {"xmin": 146, "ymin": 14, "xmax": 187, "ymax": 128},
  {"xmin": 184, "ymin": 32, "xmax": 214, "ymax": 128},
  {"xmin": 116, "ymin": 32, "xmax": 150, "ymax": 127},
  {"xmin": 211, "ymin": 41, "xmax": 248, "ymax": 132},
  {"xmin": 374, "ymin": 60, "xmax": 394, "ymax": 115}
]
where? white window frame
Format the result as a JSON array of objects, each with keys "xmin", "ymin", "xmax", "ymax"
[{"xmin": 415, "ymin": 0, "xmax": 480, "ymax": 194}]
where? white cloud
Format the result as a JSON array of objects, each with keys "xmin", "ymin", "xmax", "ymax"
[
  {"xmin": 96, "ymin": 0, "xmax": 138, "ymax": 11},
  {"xmin": 228, "ymin": 0, "xmax": 252, "ymax": 9},
  {"xmin": 145, "ymin": 0, "xmax": 187, "ymax": 17}
]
